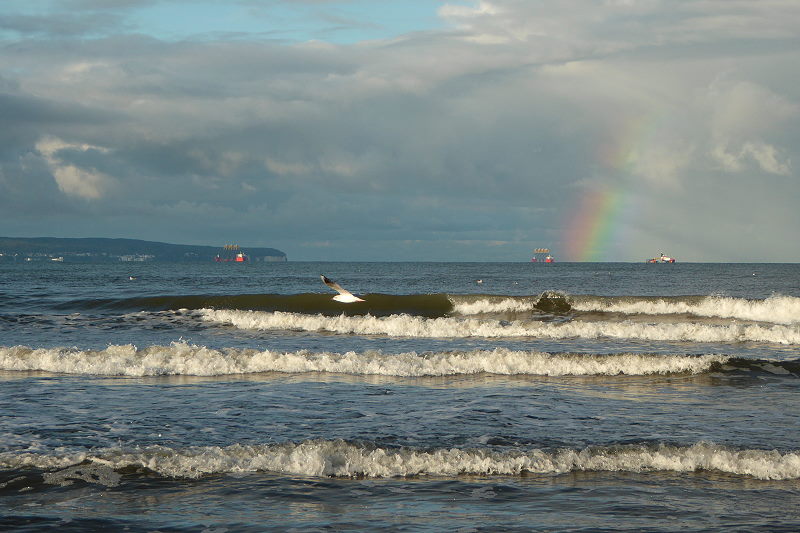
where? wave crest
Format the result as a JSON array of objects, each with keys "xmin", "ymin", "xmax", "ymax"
[
  {"xmin": 0, "ymin": 344, "xmax": 730, "ymax": 377},
  {"xmin": 57, "ymin": 293, "xmax": 453, "ymax": 318},
  {"xmin": 3, "ymin": 440, "xmax": 799, "ymax": 481},
  {"xmin": 449, "ymin": 292, "xmax": 571, "ymax": 316},
  {"xmin": 200, "ymin": 309, "xmax": 800, "ymax": 345},
  {"xmin": 573, "ymin": 294, "xmax": 800, "ymax": 325}
]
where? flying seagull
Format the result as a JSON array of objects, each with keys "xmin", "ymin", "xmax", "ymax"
[{"xmin": 320, "ymin": 275, "xmax": 365, "ymax": 303}]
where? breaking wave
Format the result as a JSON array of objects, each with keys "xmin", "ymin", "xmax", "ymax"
[
  {"xmin": 0, "ymin": 343, "xmax": 739, "ymax": 377},
  {"xmin": 54, "ymin": 291, "xmax": 571, "ymax": 318},
  {"xmin": 200, "ymin": 309, "xmax": 800, "ymax": 345},
  {"xmin": 48, "ymin": 291, "xmax": 800, "ymax": 325},
  {"xmin": 571, "ymin": 294, "xmax": 800, "ymax": 325},
  {"xmin": 57, "ymin": 293, "xmax": 453, "ymax": 318},
  {"xmin": 3, "ymin": 440, "xmax": 799, "ymax": 481},
  {"xmin": 449, "ymin": 292, "xmax": 571, "ymax": 316}
]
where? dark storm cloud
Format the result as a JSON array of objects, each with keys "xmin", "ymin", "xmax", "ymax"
[{"xmin": 0, "ymin": 88, "xmax": 119, "ymax": 130}]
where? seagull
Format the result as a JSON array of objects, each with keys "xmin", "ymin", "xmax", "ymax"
[{"xmin": 320, "ymin": 275, "xmax": 365, "ymax": 303}]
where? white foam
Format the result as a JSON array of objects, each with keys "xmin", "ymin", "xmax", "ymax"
[
  {"xmin": 201, "ymin": 309, "xmax": 800, "ymax": 345},
  {"xmin": 451, "ymin": 297, "xmax": 538, "ymax": 315},
  {"xmin": 573, "ymin": 294, "xmax": 800, "ymax": 325},
  {"xmin": 0, "ymin": 344, "xmax": 728, "ymax": 377},
  {"xmin": 2, "ymin": 441, "xmax": 799, "ymax": 480}
]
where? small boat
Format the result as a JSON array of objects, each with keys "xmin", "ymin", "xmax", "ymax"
[{"xmin": 647, "ymin": 253, "xmax": 675, "ymax": 263}]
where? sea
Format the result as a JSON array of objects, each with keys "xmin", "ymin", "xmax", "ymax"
[{"xmin": 1, "ymin": 261, "xmax": 799, "ymax": 532}]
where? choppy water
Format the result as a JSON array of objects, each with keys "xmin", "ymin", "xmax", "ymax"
[{"xmin": 2, "ymin": 261, "xmax": 800, "ymax": 531}]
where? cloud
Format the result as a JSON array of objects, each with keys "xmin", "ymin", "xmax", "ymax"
[
  {"xmin": 0, "ymin": 11, "xmax": 127, "ymax": 37},
  {"xmin": 713, "ymin": 141, "xmax": 791, "ymax": 176},
  {"xmin": 440, "ymin": 0, "xmax": 800, "ymax": 49},
  {"xmin": 0, "ymin": 0, "xmax": 798, "ymax": 260},
  {"xmin": 707, "ymin": 78, "xmax": 797, "ymax": 176},
  {"xmin": 742, "ymin": 142, "xmax": 791, "ymax": 176},
  {"xmin": 35, "ymin": 137, "xmax": 114, "ymax": 199}
]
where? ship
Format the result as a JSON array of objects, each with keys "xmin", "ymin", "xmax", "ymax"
[
  {"xmin": 531, "ymin": 248, "xmax": 555, "ymax": 263},
  {"xmin": 647, "ymin": 253, "xmax": 676, "ymax": 263},
  {"xmin": 214, "ymin": 244, "xmax": 249, "ymax": 263}
]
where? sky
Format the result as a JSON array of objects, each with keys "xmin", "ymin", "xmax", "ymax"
[{"xmin": 1, "ymin": 0, "xmax": 799, "ymax": 262}]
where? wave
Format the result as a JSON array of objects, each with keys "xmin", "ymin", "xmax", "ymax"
[
  {"xmin": 571, "ymin": 294, "xmax": 800, "ymax": 325},
  {"xmin": 55, "ymin": 293, "xmax": 454, "ymax": 318},
  {"xmin": 449, "ymin": 292, "xmax": 571, "ymax": 316},
  {"xmin": 48, "ymin": 291, "xmax": 800, "ymax": 325},
  {"xmin": 0, "ymin": 343, "xmax": 746, "ymax": 377},
  {"xmin": 3, "ymin": 440, "xmax": 799, "ymax": 481},
  {"xmin": 50, "ymin": 291, "xmax": 577, "ymax": 318},
  {"xmin": 449, "ymin": 293, "xmax": 800, "ymax": 325},
  {"xmin": 52, "ymin": 291, "xmax": 558, "ymax": 317},
  {"xmin": 200, "ymin": 309, "xmax": 800, "ymax": 345}
]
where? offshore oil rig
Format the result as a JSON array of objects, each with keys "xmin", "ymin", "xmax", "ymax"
[
  {"xmin": 214, "ymin": 244, "xmax": 249, "ymax": 262},
  {"xmin": 531, "ymin": 248, "xmax": 555, "ymax": 262}
]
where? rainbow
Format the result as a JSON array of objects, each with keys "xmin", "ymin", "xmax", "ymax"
[
  {"xmin": 559, "ymin": 112, "xmax": 661, "ymax": 261},
  {"xmin": 561, "ymin": 186, "xmax": 621, "ymax": 261}
]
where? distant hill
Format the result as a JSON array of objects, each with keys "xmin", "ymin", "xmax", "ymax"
[{"xmin": 0, "ymin": 237, "xmax": 287, "ymax": 263}]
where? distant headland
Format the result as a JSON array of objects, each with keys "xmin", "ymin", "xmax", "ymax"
[{"xmin": 0, "ymin": 237, "xmax": 287, "ymax": 263}]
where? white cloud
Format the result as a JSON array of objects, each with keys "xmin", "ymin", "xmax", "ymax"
[
  {"xmin": 35, "ymin": 136, "xmax": 113, "ymax": 199},
  {"xmin": 743, "ymin": 142, "xmax": 791, "ymax": 176},
  {"xmin": 713, "ymin": 141, "xmax": 791, "ymax": 176},
  {"xmin": 707, "ymin": 79, "xmax": 797, "ymax": 176}
]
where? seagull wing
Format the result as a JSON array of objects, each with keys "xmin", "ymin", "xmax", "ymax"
[
  {"xmin": 321, "ymin": 275, "xmax": 351, "ymax": 296},
  {"xmin": 320, "ymin": 275, "xmax": 364, "ymax": 302}
]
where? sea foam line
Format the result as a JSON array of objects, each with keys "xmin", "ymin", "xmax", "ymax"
[
  {"xmin": 0, "ymin": 344, "xmax": 728, "ymax": 377},
  {"xmin": 3, "ymin": 440, "xmax": 799, "ymax": 481},
  {"xmin": 573, "ymin": 294, "xmax": 800, "ymax": 325},
  {"xmin": 200, "ymin": 309, "xmax": 800, "ymax": 345}
]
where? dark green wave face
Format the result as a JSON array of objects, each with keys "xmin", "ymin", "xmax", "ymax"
[
  {"xmin": 533, "ymin": 292, "xmax": 572, "ymax": 314},
  {"xmin": 54, "ymin": 291, "xmax": 578, "ymax": 319},
  {"xmin": 713, "ymin": 357, "xmax": 800, "ymax": 377},
  {"xmin": 56, "ymin": 293, "xmax": 455, "ymax": 318}
]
